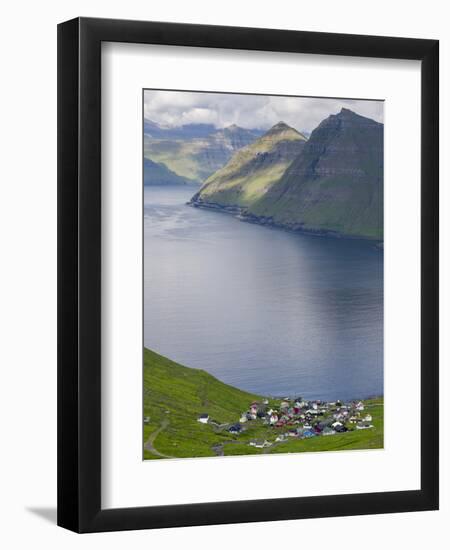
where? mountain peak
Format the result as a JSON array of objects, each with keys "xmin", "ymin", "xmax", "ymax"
[
  {"xmin": 316, "ymin": 108, "xmax": 381, "ymax": 133},
  {"xmin": 270, "ymin": 121, "xmax": 291, "ymax": 131},
  {"xmin": 336, "ymin": 107, "xmax": 366, "ymax": 121},
  {"xmin": 264, "ymin": 121, "xmax": 306, "ymax": 141}
]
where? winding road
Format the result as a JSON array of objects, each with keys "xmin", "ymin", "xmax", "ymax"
[{"xmin": 144, "ymin": 418, "xmax": 173, "ymax": 458}]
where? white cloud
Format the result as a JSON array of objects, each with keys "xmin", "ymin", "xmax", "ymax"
[{"xmin": 144, "ymin": 90, "xmax": 383, "ymax": 133}]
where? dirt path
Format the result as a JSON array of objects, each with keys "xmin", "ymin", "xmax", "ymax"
[
  {"xmin": 144, "ymin": 419, "xmax": 173, "ymax": 458},
  {"xmin": 211, "ymin": 439, "xmax": 246, "ymax": 456}
]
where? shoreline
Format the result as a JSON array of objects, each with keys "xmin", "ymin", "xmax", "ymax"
[{"xmin": 188, "ymin": 199, "xmax": 384, "ymax": 245}]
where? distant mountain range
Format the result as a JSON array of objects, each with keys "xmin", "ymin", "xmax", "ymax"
[
  {"xmin": 190, "ymin": 109, "xmax": 384, "ymax": 240},
  {"xmin": 144, "ymin": 120, "xmax": 264, "ymax": 183},
  {"xmin": 144, "ymin": 120, "xmax": 218, "ymax": 140}
]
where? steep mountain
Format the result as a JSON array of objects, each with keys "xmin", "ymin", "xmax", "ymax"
[
  {"xmin": 143, "ymin": 158, "xmax": 197, "ymax": 186},
  {"xmin": 190, "ymin": 122, "xmax": 307, "ymax": 208},
  {"xmin": 246, "ymin": 109, "xmax": 384, "ymax": 239},
  {"xmin": 144, "ymin": 123, "xmax": 264, "ymax": 183}
]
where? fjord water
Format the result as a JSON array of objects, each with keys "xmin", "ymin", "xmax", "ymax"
[{"xmin": 144, "ymin": 186, "xmax": 383, "ymax": 402}]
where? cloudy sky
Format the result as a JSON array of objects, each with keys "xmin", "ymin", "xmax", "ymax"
[{"xmin": 144, "ymin": 90, "xmax": 383, "ymax": 134}]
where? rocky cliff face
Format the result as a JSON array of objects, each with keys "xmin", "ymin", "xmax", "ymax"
[
  {"xmin": 190, "ymin": 122, "xmax": 307, "ymax": 208},
  {"xmin": 246, "ymin": 108, "xmax": 384, "ymax": 239}
]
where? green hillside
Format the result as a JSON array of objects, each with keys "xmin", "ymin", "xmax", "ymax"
[
  {"xmin": 190, "ymin": 122, "xmax": 306, "ymax": 208},
  {"xmin": 143, "ymin": 347, "xmax": 261, "ymax": 459},
  {"xmin": 144, "ymin": 158, "xmax": 197, "ymax": 186},
  {"xmin": 143, "ymin": 347, "xmax": 383, "ymax": 460},
  {"xmin": 248, "ymin": 109, "xmax": 384, "ymax": 239}
]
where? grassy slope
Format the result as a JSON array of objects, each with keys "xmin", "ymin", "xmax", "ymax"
[
  {"xmin": 195, "ymin": 124, "xmax": 306, "ymax": 207},
  {"xmin": 143, "ymin": 347, "xmax": 383, "ymax": 460},
  {"xmin": 143, "ymin": 347, "xmax": 261, "ymax": 459}
]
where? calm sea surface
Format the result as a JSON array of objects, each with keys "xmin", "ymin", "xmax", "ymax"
[{"xmin": 144, "ymin": 185, "xmax": 383, "ymax": 401}]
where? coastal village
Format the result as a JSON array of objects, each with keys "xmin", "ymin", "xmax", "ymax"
[
  {"xmin": 198, "ymin": 397, "xmax": 374, "ymax": 450},
  {"xmin": 143, "ymin": 347, "xmax": 383, "ymax": 459}
]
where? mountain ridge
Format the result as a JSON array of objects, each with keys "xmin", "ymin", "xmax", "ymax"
[
  {"xmin": 190, "ymin": 109, "xmax": 383, "ymax": 240},
  {"xmin": 190, "ymin": 121, "xmax": 307, "ymax": 208},
  {"xmin": 246, "ymin": 108, "xmax": 384, "ymax": 239}
]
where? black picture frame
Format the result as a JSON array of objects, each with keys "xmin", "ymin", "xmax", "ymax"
[{"xmin": 57, "ymin": 17, "xmax": 439, "ymax": 533}]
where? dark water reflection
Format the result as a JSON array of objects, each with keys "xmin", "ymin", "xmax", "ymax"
[{"xmin": 144, "ymin": 186, "xmax": 383, "ymax": 401}]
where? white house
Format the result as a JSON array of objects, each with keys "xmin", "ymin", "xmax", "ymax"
[
  {"xmin": 269, "ymin": 413, "xmax": 279, "ymax": 425},
  {"xmin": 197, "ymin": 413, "xmax": 209, "ymax": 424},
  {"xmin": 356, "ymin": 423, "xmax": 374, "ymax": 430},
  {"xmin": 251, "ymin": 439, "xmax": 271, "ymax": 448}
]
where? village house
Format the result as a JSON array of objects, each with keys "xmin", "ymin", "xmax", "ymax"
[
  {"xmin": 228, "ymin": 423, "xmax": 242, "ymax": 434},
  {"xmin": 334, "ymin": 424, "xmax": 347, "ymax": 433},
  {"xmin": 249, "ymin": 439, "xmax": 272, "ymax": 448},
  {"xmin": 197, "ymin": 413, "xmax": 209, "ymax": 424},
  {"xmin": 232, "ymin": 397, "xmax": 375, "ymax": 448},
  {"xmin": 356, "ymin": 422, "xmax": 373, "ymax": 430},
  {"xmin": 269, "ymin": 413, "xmax": 279, "ymax": 425}
]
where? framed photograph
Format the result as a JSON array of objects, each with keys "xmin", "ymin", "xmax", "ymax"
[{"xmin": 57, "ymin": 17, "xmax": 439, "ymax": 532}]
